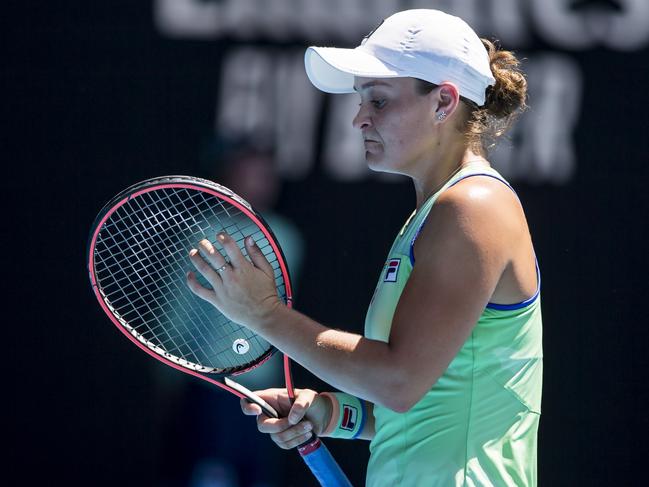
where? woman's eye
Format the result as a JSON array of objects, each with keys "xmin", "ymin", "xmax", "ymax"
[{"xmin": 358, "ymin": 99, "xmax": 386, "ymax": 109}]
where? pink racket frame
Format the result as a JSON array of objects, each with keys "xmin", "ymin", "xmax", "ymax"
[{"xmin": 88, "ymin": 181, "xmax": 296, "ymax": 400}]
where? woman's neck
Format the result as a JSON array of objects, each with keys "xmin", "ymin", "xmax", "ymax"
[{"xmin": 413, "ymin": 148, "xmax": 489, "ymax": 209}]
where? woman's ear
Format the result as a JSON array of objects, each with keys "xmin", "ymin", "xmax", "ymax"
[{"xmin": 433, "ymin": 82, "xmax": 461, "ymax": 123}]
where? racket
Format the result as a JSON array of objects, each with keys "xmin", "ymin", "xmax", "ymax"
[{"xmin": 87, "ymin": 175, "xmax": 352, "ymax": 487}]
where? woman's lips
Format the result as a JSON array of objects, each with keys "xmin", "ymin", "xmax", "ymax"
[{"xmin": 363, "ymin": 139, "xmax": 381, "ymax": 150}]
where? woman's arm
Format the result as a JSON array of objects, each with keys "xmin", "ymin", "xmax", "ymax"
[{"xmin": 188, "ymin": 177, "xmax": 518, "ymax": 411}]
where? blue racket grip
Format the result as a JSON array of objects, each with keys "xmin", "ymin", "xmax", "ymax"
[{"xmin": 298, "ymin": 436, "xmax": 353, "ymax": 487}]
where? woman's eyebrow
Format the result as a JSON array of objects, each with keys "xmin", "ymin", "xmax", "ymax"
[{"xmin": 353, "ymin": 80, "xmax": 392, "ymax": 92}]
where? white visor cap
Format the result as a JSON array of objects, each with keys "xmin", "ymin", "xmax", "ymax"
[{"xmin": 305, "ymin": 9, "xmax": 496, "ymax": 106}]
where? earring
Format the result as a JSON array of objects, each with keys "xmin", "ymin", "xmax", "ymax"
[{"xmin": 437, "ymin": 111, "xmax": 447, "ymax": 121}]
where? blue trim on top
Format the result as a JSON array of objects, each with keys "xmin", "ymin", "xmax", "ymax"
[
  {"xmin": 409, "ymin": 226, "xmax": 422, "ymax": 267},
  {"xmin": 448, "ymin": 172, "xmax": 515, "ymax": 191},
  {"xmin": 409, "ymin": 171, "xmax": 541, "ymax": 310},
  {"xmin": 487, "ymin": 260, "xmax": 541, "ymax": 310}
]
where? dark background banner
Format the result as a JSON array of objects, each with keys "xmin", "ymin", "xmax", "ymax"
[{"xmin": 7, "ymin": 1, "xmax": 648, "ymax": 486}]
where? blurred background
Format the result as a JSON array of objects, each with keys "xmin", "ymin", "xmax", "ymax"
[{"xmin": 7, "ymin": 0, "xmax": 648, "ymax": 485}]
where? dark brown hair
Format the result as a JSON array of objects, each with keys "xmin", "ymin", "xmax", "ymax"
[{"xmin": 416, "ymin": 39, "xmax": 528, "ymax": 155}]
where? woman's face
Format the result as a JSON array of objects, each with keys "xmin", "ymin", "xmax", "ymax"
[{"xmin": 353, "ymin": 76, "xmax": 437, "ymax": 176}]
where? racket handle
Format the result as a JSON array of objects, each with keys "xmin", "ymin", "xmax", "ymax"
[{"xmin": 298, "ymin": 436, "xmax": 353, "ymax": 487}]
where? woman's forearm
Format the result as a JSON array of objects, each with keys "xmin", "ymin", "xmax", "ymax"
[{"xmin": 255, "ymin": 304, "xmax": 409, "ymax": 410}]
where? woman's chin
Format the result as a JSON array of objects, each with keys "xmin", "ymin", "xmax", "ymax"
[
  {"xmin": 365, "ymin": 152, "xmax": 399, "ymax": 174},
  {"xmin": 365, "ymin": 151, "xmax": 385, "ymax": 168}
]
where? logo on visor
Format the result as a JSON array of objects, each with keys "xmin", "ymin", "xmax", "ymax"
[{"xmin": 384, "ymin": 258, "xmax": 401, "ymax": 283}]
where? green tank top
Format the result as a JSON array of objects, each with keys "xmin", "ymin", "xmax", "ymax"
[{"xmin": 364, "ymin": 164, "xmax": 543, "ymax": 487}]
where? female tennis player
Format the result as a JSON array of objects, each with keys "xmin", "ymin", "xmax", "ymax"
[{"xmin": 187, "ymin": 9, "xmax": 542, "ymax": 486}]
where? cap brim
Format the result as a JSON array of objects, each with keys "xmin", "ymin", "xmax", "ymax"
[{"xmin": 305, "ymin": 46, "xmax": 402, "ymax": 94}]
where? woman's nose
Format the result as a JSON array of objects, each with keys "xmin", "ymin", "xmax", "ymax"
[{"xmin": 352, "ymin": 104, "xmax": 372, "ymax": 130}]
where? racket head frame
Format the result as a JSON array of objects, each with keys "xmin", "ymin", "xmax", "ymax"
[{"xmin": 87, "ymin": 175, "xmax": 294, "ymax": 384}]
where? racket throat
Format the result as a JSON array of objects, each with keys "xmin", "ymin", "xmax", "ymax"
[{"xmin": 223, "ymin": 377, "xmax": 278, "ymax": 418}]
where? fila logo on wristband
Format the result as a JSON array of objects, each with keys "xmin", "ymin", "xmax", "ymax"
[
  {"xmin": 384, "ymin": 258, "xmax": 401, "ymax": 282},
  {"xmin": 321, "ymin": 392, "xmax": 365, "ymax": 439},
  {"xmin": 341, "ymin": 404, "xmax": 358, "ymax": 431}
]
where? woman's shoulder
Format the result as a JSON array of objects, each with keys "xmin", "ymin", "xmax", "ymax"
[
  {"xmin": 415, "ymin": 172, "xmax": 530, "ymax": 264},
  {"xmin": 435, "ymin": 172, "xmax": 526, "ymax": 231}
]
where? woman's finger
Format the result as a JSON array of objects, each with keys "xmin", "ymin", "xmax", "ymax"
[
  {"xmin": 188, "ymin": 248, "xmax": 221, "ymax": 287},
  {"xmin": 240, "ymin": 398, "xmax": 263, "ymax": 416},
  {"xmin": 272, "ymin": 427, "xmax": 314, "ymax": 450},
  {"xmin": 217, "ymin": 232, "xmax": 248, "ymax": 269},
  {"xmin": 245, "ymin": 236, "xmax": 276, "ymax": 280},
  {"xmin": 287, "ymin": 389, "xmax": 317, "ymax": 425},
  {"xmin": 269, "ymin": 420, "xmax": 313, "ymax": 443},
  {"xmin": 256, "ymin": 416, "xmax": 291, "ymax": 434},
  {"xmin": 198, "ymin": 239, "xmax": 229, "ymax": 275},
  {"xmin": 186, "ymin": 271, "xmax": 217, "ymax": 302}
]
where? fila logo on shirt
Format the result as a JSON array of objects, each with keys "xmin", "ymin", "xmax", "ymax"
[
  {"xmin": 341, "ymin": 404, "xmax": 358, "ymax": 431},
  {"xmin": 384, "ymin": 258, "xmax": 401, "ymax": 283}
]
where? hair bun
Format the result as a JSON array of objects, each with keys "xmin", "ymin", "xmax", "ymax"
[{"xmin": 483, "ymin": 39, "xmax": 527, "ymax": 119}]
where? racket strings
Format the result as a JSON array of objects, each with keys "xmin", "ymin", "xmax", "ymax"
[
  {"xmin": 117, "ymin": 189, "xmax": 249, "ymax": 364},
  {"xmin": 118, "ymin": 192, "xmax": 225, "ymax": 365},
  {"xmin": 98, "ymin": 190, "xmax": 255, "ymax": 370},
  {"xmin": 100, "ymin": 193, "xmax": 224, "ymax": 367},
  {"xmin": 154, "ymin": 189, "xmax": 275, "ymax": 359},
  {"xmin": 93, "ymin": 185, "xmax": 283, "ymax": 373}
]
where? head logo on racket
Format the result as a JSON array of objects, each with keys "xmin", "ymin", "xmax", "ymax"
[{"xmin": 233, "ymin": 338, "xmax": 250, "ymax": 355}]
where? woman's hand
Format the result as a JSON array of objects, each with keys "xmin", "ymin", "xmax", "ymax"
[
  {"xmin": 186, "ymin": 232, "xmax": 282, "ymax": 330},
  {"xmin": 240, "ymin": 388, "xmax": 333, "ymax": 450}
]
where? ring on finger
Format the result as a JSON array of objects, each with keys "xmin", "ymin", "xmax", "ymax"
[{"xmin": 215, "ymin": 262, "xmax": 230, "ymax": 274}]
